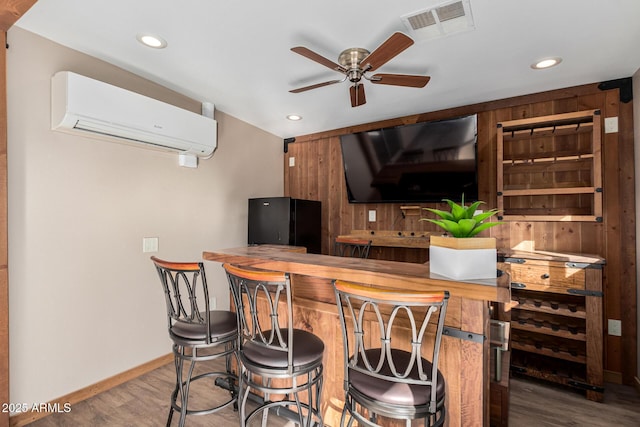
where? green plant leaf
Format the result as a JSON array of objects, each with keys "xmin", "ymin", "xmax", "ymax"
[
  {"xmin": 439, "ymin": 219, "xmax": 462, "ymax": 236},
  {"xmin": 465, "ymin": 201, "xmax": 484, "ymax": 219},
  {"xmin": 457, "ymin": 218, "xmax": 478, "ymax": 237},
  {"xmin": 423, "ymin": 208, "xmax": 454, "ymax": 221},
  {"xmin": 445, "ymin": 199, "xmax": 466, "ymax": 222},
  {"xmin": 473, "ymin": 209, "xmax": 500, "ymax": 222},
  {"xmin": 467, "ymin": 221, "xmax": 503, "ymax": 237},
  {"xmin": 423, "ymin": 219, "xmax": 455, "ymax": 234}
]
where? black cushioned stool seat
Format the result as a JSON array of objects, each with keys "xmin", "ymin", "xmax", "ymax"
[
  {"xmin": 333, "ymin": 280, "xmax": 449, "ymax": 427},
  {"xmin": 151, "ymin": 257, "xmax": 238, "ymax": 427},
  {"xmin": 224, "ymin": 263, "xmax": 325, "ymax": 427}
]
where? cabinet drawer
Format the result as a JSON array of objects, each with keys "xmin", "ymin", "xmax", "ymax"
[{"xmin": 510, "ymin": 263, "xmax": 585, "ymax": 293}]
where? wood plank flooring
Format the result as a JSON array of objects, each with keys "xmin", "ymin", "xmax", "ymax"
[
  {"xmin": 508, "ymin": 376, "xmax": 640, "ymax": 426},
  {"xmin": 22, "ymin": 360, "xmax": 640, "ymax": 426}
]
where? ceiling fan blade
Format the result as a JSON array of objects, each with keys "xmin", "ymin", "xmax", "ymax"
[
  {"xmin": 360, "ymin": 32, "xmax": 414, "ymax": 72},
  {"xmin": 289, "ymin": 79, "xmax": 343, "ymax": 93},
  {"xmin": 350, "ymin": 84, "xmax": 366, "ymax": 107},
  {"xmin": 291, "ymin": 46, "xmax": 347, "ymax": 73},
  {"xmin": 371, "ymin": 73, "xmax": 431, "ymax": 88}
]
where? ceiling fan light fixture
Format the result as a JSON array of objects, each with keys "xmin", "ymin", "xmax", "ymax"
[
  {"xmin": 136, "ymin": 33, "xmax": 167, "ymax": 49},
  {"xmin": 531, "ymin": 57, "xmax": 562, "ymax": 69},
  {"xmin": 286, "ymin": 114, "xmax": 302, "ymax": 121}
]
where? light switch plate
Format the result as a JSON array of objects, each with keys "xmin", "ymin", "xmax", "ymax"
[
  {"xmin": 368, "ymin": 210, "xmax": 376, "ymax": 222},
  {"xmin": 143, "ymin": 237, "xmax": 159, "ymax": 253},
  {"xmin": 604, "ymin": 117, "xmax": 618, "ymax": 133},
  {"xmin": 608, "ymin": 319, "xmax": 621, "ymax": 336},
  {"xmin": 289, "ymin": 157, "xmax": 295, "ymax": 167}
]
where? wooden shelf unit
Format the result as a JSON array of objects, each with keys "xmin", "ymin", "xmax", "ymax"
[
  {"xmin": 497, "ymin": 110, "xmax": 602, "ymax": 222},
  {"xmin": 503, "ymin": 250, "xmax": 605, "ymax": 401}
]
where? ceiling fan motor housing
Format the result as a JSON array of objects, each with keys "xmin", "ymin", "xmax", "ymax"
[{"xmin": 339, "ymin": 48, "xmax": 370, "ymax": 82}]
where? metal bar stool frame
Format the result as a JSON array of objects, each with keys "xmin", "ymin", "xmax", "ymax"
[
  {"xmin": 333, "ymin": 280, "xmax": 449, "ymax": 427},
  {"xmin": 151, "ymin": 257, "xmax": 238, "ymax": 427},
  {"xmin": 224, "ymin": 263, "xmax": 324, "ymax": 427},
  {"xmin": 334, "ymin": 237, "xmax": 373, "ymax": 258}
]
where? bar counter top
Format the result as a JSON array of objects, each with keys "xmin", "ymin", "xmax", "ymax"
[{"xmin": 202, "ymin": 244, "xmax": 510, "ymax": 303}]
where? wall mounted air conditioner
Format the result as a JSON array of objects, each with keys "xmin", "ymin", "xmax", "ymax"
[{"xmin": 51, "ymin": 71, "xmax": 217, "ymax": 157}]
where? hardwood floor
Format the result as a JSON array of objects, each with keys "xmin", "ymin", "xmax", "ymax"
[
  {"xmin": 508, "ymin": 376, "xmax": 640, "ymax": 427},
  {"xmin": 22, "ymin": 360, "xmax": 640, "ymax": 426}
]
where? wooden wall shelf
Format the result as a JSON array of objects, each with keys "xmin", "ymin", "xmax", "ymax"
[
  {"xmin": 497, "ymin": 110, "xmax": 602, "ymax": 222},
  {"xmin": 339, "ymin": 230, "xmax": 435, "ymax": 249}
]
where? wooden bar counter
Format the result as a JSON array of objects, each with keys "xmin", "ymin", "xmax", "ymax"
[{"xmin": 203, "ymin": 245, "xmax": 511, "ymax": 427}]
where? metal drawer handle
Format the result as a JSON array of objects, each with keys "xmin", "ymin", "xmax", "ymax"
[{"xmin": 541, "ymin": 273, "xmax": 550, "ymax": 279}]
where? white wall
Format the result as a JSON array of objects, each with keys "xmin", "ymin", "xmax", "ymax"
[{"xmin": 7, "ymin": 27, "xmax": 283, "ymax": 406}]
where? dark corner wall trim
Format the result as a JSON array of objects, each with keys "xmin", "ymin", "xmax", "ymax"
[
  {"xmin": 598, "ymin": 77, "xmax": 633, "ymax": 103},
  {"xmin": 284, "ymin": 137, "xmax": 295, "ymax": 153}
]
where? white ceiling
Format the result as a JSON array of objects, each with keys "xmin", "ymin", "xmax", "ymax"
[{"xmin": 14, "ymin": 0, "xmax": 640, "ymax": 139}]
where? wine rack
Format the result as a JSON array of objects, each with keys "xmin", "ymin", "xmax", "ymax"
[
  {"xmin": 497, "ymin": 110, "xmax": 602, "ymax": 222},
  {"xmin": 503, "ymin": 250, "xmax": 605, "ymax": 401}
]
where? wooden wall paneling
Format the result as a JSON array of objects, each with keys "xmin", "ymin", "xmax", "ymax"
[
  {"xmin": 601, "ymin": 90, "xmax": 623, "ymax": 376},
  {"xmin": 477, "ymin": 111, "xmax": 498, "ymax": 208},
  {"xmin": 306, "ymin": 137, "xmax": 320, "ymax": 201},
  {"xmin": 581, "ymin": 223, "xmax": 605, "ymax": 256},
  {"xmin": 317, "ymin": 137, "xmax": 331, "ymax": 253},
  {"xmin": 296, "ymin": 139, "xmax": 310, "ymax": 199},
  {"xmin": 614, "ymin": 91, "xmax": 638, "ymax": 384},
  {"xmin": 328, "ymin": 136, "xmax": 344, "ymax": 253}
]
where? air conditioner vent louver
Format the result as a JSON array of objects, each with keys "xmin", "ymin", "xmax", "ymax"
[
  {"xmin": 436, "ymin": 1, "xmax": 466, "ymax": 22},
  {"xmin": 407, "ymin": 11, "xmax": 436, "ymax": 30},
  {"xmin": 401, "ymin": 0, "xmax": 475, "ymax": 41}
]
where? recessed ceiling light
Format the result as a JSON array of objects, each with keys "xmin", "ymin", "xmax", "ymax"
[
  {"xmin": 531, "ymin": 57, "xmax": 562, "ymax": 69},
  {"xmin": 136, "ymin": 33, "xmax": 167, "ymax": 49},
  {"xmin": 287, "ymin": 114, "xmax": 302, "ymax": 121}
]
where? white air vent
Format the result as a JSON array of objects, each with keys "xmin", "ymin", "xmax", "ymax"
[{"xmin": 401, "ymin": 0, "xmax": 475, "ymax": 41}]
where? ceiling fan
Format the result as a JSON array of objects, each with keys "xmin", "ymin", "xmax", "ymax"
[{"xmin": 289, "ymin": 32, "xmax": 430, "ymax": 107}]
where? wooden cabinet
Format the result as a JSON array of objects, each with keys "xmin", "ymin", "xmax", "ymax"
[
  {"xmin": 502, "ymin": 250, "xmax": 605, "ymax": 401},
  {"xmin": 497, "ymin": 110, "xmax": 602, "ymax": 222}
]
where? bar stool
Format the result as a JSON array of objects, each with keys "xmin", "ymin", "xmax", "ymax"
[
  {"xmin": 151, "ymin": 257, "xmax": 238, "ymax": 427},
  {"xmin": 333, "ymin": 280, "xmax": 449, "ymax": 427},
  {"xmin": 334, "ymin": 236, "xmax": 372, "ymax": 258},
  {"xmin": 223, "ymin": 263, "xmax": 324, "ymax": 427}
]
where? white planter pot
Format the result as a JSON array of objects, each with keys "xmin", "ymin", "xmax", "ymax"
[{"xmin": 429, "ymin": 236, "xmax": 497, "ymax": 280}]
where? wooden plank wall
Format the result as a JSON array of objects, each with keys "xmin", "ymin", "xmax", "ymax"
[{"xmin": 283, "ymin": 82, "xmax": 637, "ymax": 384}]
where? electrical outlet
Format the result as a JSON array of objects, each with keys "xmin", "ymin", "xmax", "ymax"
[
  {"xmin": 368, "ymin": 210, "xmax": 376, "ymax": 222},
  {"xmin": 289, "ymin": 157, "xmax": 295, "ymax": 167},
  {"xmin": 608, "ymin": 319, "xmax": 621, "ymax": 336}
]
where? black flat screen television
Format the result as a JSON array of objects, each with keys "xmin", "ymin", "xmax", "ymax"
[{"xmin": 339, "ymin": 114, "xmax": 478, "ymax": 203}]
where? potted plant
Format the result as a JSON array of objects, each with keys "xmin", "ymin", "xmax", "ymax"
[{"xmin": 421, "ymin": 195, "xmax": 502, "ymax": 280}]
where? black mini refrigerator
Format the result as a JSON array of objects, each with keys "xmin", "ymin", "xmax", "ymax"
[{"xmin": 248, "ymin": 197, "xmax": 321, "ymax": 253}]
